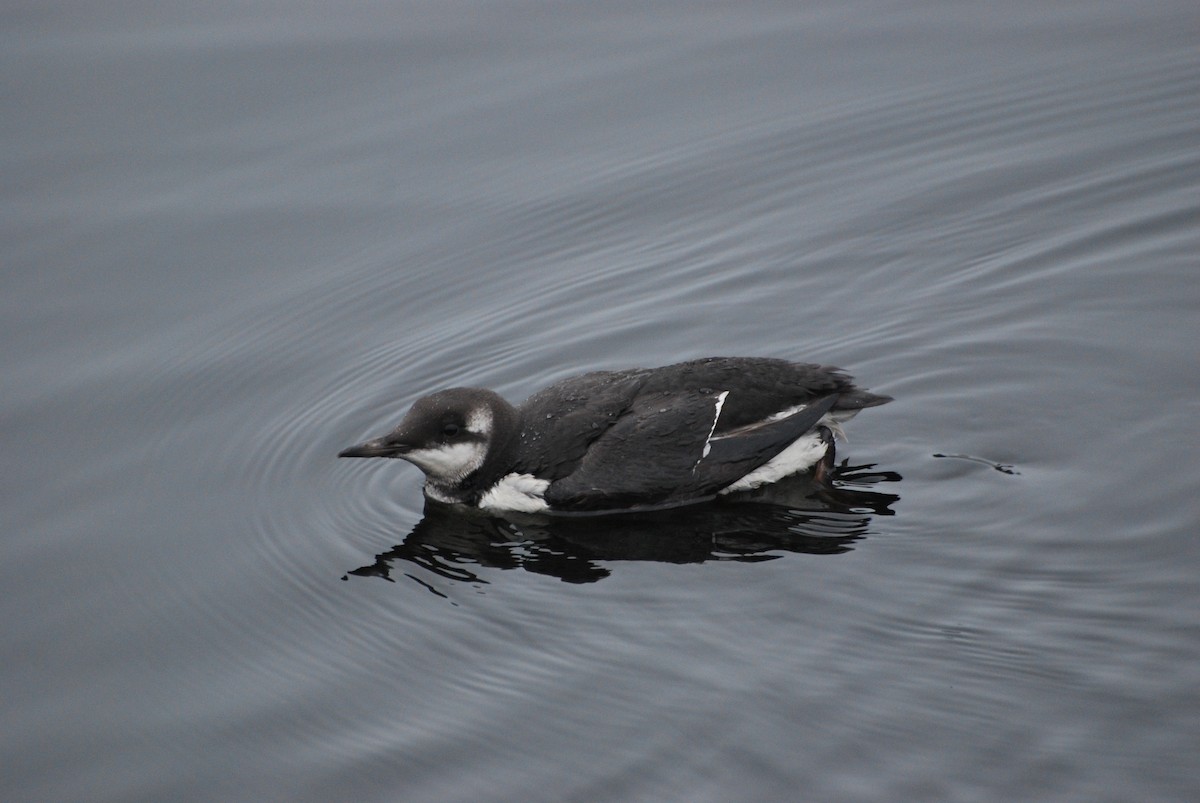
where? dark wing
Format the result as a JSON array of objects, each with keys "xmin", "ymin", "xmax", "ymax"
[
  {"xmin": 543, "ymin": 391, "xmax": 838, "ymax": 512},
  {"xmin": 636, "ymin": 357, "xmax": 888, "ymax": 429},
  {"xmin": 702, "ymin": 394, "xmax": 837, "ymax": 471},
  {"xmin": 511, "ymin": 370, "xmax": 648, "ymax": 482}
]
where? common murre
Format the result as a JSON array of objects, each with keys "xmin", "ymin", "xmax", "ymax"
[{"xmin": 338, "ymin": 357, "xmax": 891, "ymax": 514}]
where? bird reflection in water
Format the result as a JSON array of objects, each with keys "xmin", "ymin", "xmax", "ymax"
[{"xmin": 343, "ymin": 462, "xmax": 900, "ymax": 591}]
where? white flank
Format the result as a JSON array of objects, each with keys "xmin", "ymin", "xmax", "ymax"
[
  {"xmin": 693, "ymin": 390, "xmax": 729, "ymax": 471},
  {"xmin": 479, "ymin": 473, "xmax": 551, "ymax": 513},
  {"xmin": 719, "ymin": 431, "xmax": 829, "ymax": 494},
  {"xmin": 402, "ymin": 442, "xmax": 486, "ymax": 482}
]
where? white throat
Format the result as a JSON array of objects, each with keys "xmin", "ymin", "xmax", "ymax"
[
  {"xmin": 402, "ymin": 441, "xmax": 487, "ymax": 483},
  {"xmin": 402, "ymin": 404, "xmax": 495, "ymax": 483}
]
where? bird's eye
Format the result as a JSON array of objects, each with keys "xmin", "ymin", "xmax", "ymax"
[{"xmin": 442, "ymin": 423, "xmax": 460, "ymax": 438}]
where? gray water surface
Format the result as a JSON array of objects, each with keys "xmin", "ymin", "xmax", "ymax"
[{"xmin": 4, "ymin": 2, "xmax": 1199, "ymax": 800}]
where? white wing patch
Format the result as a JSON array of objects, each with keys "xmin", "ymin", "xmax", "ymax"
[
  {"xmin": 479, "ymin": 473, "xmax": 551, "ymax": 513},
  {"xmin": 763, "ymin": 402, "xmax": 809, "ymax": 423},
  {"xmin": 693, "ymin": 390, "xmax": 729, "ymax": 473}
]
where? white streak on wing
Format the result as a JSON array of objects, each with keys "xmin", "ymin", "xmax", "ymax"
[
  {"xmin": 712, "ymin": 406, "xmax": 854, "ymax": 444},
  {"xmin": 693, "ymin": 390, "xmax": 729, "ymax": 472},
  {"xmin": 718, "ymin": 431, "xmax": 829, "ymax": 494},
  {"xmin": 479, "ymin": 473, "xmax": 551, "ymax": 513},
  {"xmin": 756, "ymin": 402, "xmax": 851, "ymax": 438},
  {"xmin": 709, "ymin": 402, "xmax": 810, "ymax": 443},
  {"xmin": 763, "ymin": 401, "xmax": 809, "ymax": 423}
]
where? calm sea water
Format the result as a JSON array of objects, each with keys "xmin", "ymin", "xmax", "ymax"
[{"xmin": 4, "ymin": 1, "xmax": 1198, "ymax": 800}]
